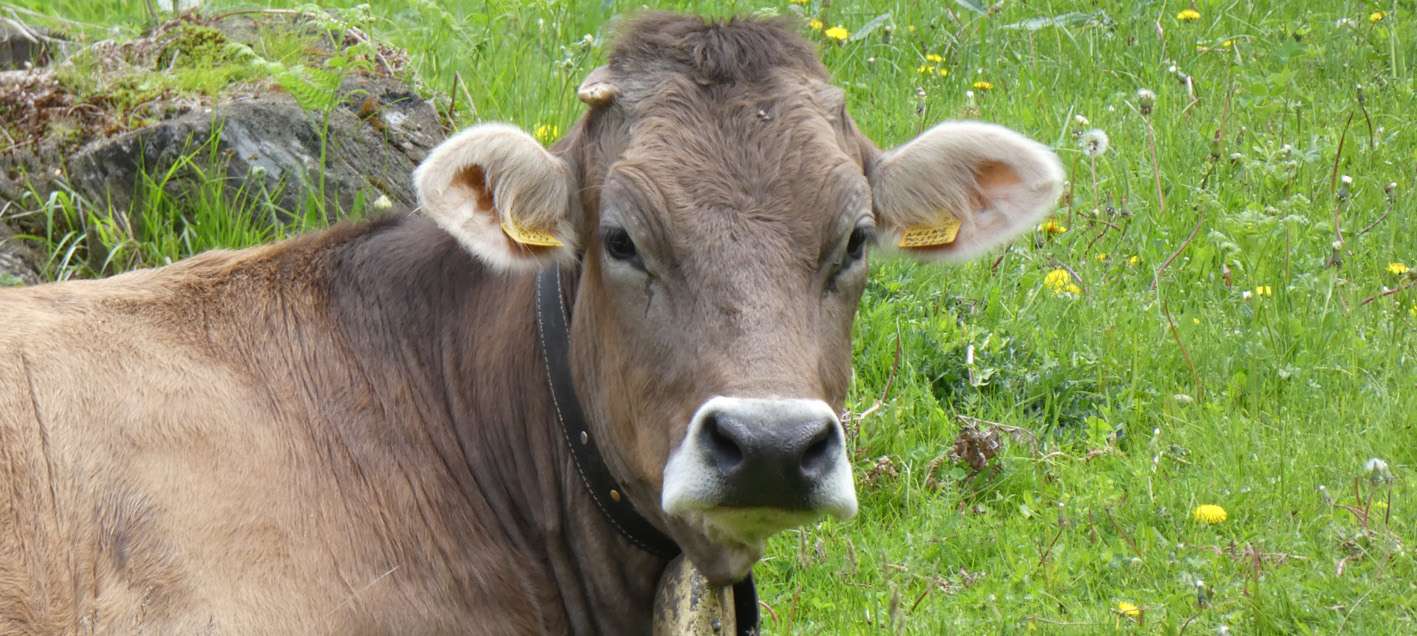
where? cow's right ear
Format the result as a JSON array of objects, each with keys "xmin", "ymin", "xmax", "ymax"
[{"xmin": 414, "ymin": 123, "xmax": 579, "ymax": 271}]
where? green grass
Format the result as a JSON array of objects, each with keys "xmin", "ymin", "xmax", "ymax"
[{"xmin": 5, "ymin": 0, "xmax": 1415, "ymax": 633}]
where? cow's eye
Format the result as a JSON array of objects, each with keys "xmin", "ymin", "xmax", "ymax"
[
  {"xmin": 603, "ymin": 228, "xmax": 643, "ymax": 268},
  {"xmin": 844, "ymin": 226, "xmax": 873, "ymax": 264}
]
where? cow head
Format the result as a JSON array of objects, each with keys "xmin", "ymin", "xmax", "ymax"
[{"xmin": 415, "ymin": 13, "xmax": 1062, "ymax": 585}]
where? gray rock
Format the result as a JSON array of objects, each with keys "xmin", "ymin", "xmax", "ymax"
[
  {"xmin": 0, "ymin": 220, "xmax": 40, "ymax": 286},
  {"xmin": 67, "ymin": 73, "xmax": 444, "ymax": 223},
  {"xmin": 0, "ymin": 22, "xmax": 63, "ymax": 70}
]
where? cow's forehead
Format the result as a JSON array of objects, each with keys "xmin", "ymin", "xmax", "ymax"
[{"xmin": 606, "ymin": 76, "xmax": 869, "ymax": 246}]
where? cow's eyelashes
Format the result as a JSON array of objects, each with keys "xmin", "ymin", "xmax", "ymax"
[{"xmin": 602, "ymin": 228, "xmax": 644, "ymax": 268}]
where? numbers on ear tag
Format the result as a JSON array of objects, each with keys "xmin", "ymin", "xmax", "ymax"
[
  {"xmin": 501, "ymin": 220, "xmax": 565, "ymax": 247},
  {"xmin": 898, "ymin": 217, "xmax": 961, "ymax": 248}
]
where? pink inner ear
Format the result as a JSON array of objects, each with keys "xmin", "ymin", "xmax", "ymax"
[
  {"xmin": 968, "ymin": 160, "xmax": 1025, "ymax": 212},
  {"xmin": 977, "ymin": 161, "xmax": 1024, "ymax": 189},
  {"xmin": 450, "ymin": 164, "xmax": 560, "ymax": 262},
  {"xmin": 451, "ymin": 165, "xmax": 497, "ymax": 213}
]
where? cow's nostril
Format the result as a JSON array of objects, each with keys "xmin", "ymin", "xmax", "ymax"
[
  {"xmin": 799, "ymin": 423, "xmax": 838, "ymax": 475},
  {"xmin": 702, "ymin": 414, "xmax": 744, "ymax": 471}
]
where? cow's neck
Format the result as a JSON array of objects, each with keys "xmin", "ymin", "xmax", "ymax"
[{"xmin": 322, "ymin": 217, "xmax": 669, "ymax": 634}]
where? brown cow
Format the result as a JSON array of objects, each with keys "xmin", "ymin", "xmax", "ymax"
[{"xmin": 0, "ymin": 12, "xmax": 1061, "ymax": 635}]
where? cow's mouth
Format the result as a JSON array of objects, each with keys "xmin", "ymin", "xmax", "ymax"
[{"xmin": 700, "ymin": 507, "xmax": 822, "ymax": 547}]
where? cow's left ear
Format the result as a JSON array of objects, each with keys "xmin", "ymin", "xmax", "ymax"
[
  {"xmin": 414, "ymin": 123, "xmax": 579, "ymax": 271},
  {"xmin": 869, "ymin": 121, "xmax": 1063, "ymax": 262}
]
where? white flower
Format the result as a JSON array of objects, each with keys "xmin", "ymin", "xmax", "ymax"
[
  {"xmin": 1079, "ymin": 129, "xmax": 1110, "ymax": 157},
  {"xmin": 372, "ymin": 195, "xmax": 394, "ymax": 211},
  {"xmin": 1074, "ymin": 114, "xmax": 1090, "ymax": 127}
]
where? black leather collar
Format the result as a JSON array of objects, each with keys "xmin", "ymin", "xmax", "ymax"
[{"xmin": 534, "ymin": 266, "xmax": 760, "ymax": 635}]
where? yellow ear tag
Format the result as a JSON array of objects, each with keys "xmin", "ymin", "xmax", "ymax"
[
  {"xmin": 500, "ymin": 219, "xmax": 565, "ymax": 247},
  {"xmin": 898, "ymin": 217, "xmax": 962, "ymax": 248}
]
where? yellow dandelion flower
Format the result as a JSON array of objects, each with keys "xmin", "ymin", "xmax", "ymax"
[
  {"xmin": 1388, "ymin": 262, "xmax": 1409, "ymax": 275},
  {"xmin": 789, "ymin": 0, "xmax": 809, "ymax": 4},
  {"xmin": 1039, "ymin": 219, "xmax": 1067, "ymax": 235},
  {"xmin": 807, "ymin": 19, "xmax": 823, "ymax": 30},
  {"xmin": 1370, "ymin": 11, "xmax": 1384, "ymax": 22},
  {"xmin": 1254, "ymin": 285, "xmax": 1272, "ymax": 296},
  {"xmin": 926, "ymin": 53, "xmax": 944, "ymax": 63},
  {"xmin": 1192, "ymin": 317, "xmax": 1201, "ymax": 325},
  {"xmin": 1044, "ymin": 269, "xmax": 1080, "ymax": 296},
  {"xmin": 1194, "ymin": 504, "xmax": 1227, "ymax": 524},
  {"xmin": 1096, "ymin": 253, "xmax": 1109, "ymax": 261},
  {"xmin": 534, "ymin": 124, "xmax": 559, "ymax": 144},
  {"xmin": 1223, "ymin": 40, "xmax": 1233, "ymax": 47},
  {"xmin": 918, "ymin": 64, "xmax": 936, "ymax": 74},
  {"xmin": 907, "ymin": 25, "xmax": 916, "ymax": 32},
  {"xmin": 1129, "ymin": 255, "xmax": 1141, "ymax": 266},
  {"xmin": 1177, "ymin": 9, "xmax": 1201, "ymax": 21},
  {"xmin": 1371, "ymin": 501, "xmax": 1389, "ymax": 513},
  {"xmin": 972, "ymin": 81, "xmax": 994, "ymax": 90},
  {"xmin": 938, "ymin": 68, "xmax": 949, "ymax": 77},
  {"xmin": 824, "ymin": 25, "xmax": 850, "ymax": 41},
  {"xmin": 1411, "ymin": 303, "xmax": 1417, "ymax": 318},
  {"xmin": 1117, "ymin": 601, "xmax": 1141, "ymax": 617}
]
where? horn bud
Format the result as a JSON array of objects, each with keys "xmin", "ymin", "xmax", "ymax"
[{"xmin": 577, "ymin": 65, "xmax": 620, "ymax": 105}]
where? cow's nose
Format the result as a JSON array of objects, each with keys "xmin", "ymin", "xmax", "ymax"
[
  {"xmin": 699, "ymin": 407, "xmax": 841, "ymax": 509},
  {"xmin": 664, "ymin": 397, "xmax": 851, "ymax": 514}
]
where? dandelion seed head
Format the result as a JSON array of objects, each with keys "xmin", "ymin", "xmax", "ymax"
[
  {"xmin": 1079, "ymin": 129, "xmax": 1110, "ymax": 157},
  {"xmin": 1340, "ymin": 174, "xmax": 1354, "ymax": 185},
  {"xmin": 1136, "ymin": 89, "xmax": 1156, "ymax": 114}
]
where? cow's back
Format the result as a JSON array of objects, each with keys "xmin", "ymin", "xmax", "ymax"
[{"xmin": 0, "ymin": 229, "xmax": 550, "ymax": 635}]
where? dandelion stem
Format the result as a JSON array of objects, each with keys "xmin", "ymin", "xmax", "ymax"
[
  {"xmin": 1330, "ymin": 112, "xmax": 1354, "ymax": 198},
  {"xmin": 1353, "ymin": 211, "xmax": 1389, "ymax": 239},
  {"xmin": 1162, "ymin": 298, "xmax": 1204, "ymax": 401},
  {"xmin": 1150, "ymin": 206, "xmax": 1203, "ymax": 292},
  {"xmin": 1035, "ymin": 523, "xmax": 1066, "ymax": 571},
  {"xmin": 1358, "ymin": 96, "xmax": 1375, "ymax": 151},
  {"xmin": 1089, "ymin": 156, "xmax": 1100, "ymax": 213},
  {"xmin": 1144, "ymin": 117, "xmax": 1165, "ymax": 220},
  {"xmin": 1358, "ymin": 278, "xmax": 1417, "ymax": 307},
  {"xmin": 1103, "ymin": 506, "xmax": 1143, "ymax": 558}
]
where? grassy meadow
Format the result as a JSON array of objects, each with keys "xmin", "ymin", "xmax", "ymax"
[{"xmin": 4, "ymin": 0, "xmax": 1415, "ymax": 633}]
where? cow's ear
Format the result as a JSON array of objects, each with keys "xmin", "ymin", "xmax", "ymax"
[
  {"xmin": 414, "ymin": 123, "xmax": 579, "ymax": 271},
  {"xmin": 869, "ymin": 121, "xmax": 1063, "ymax": 262}
]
